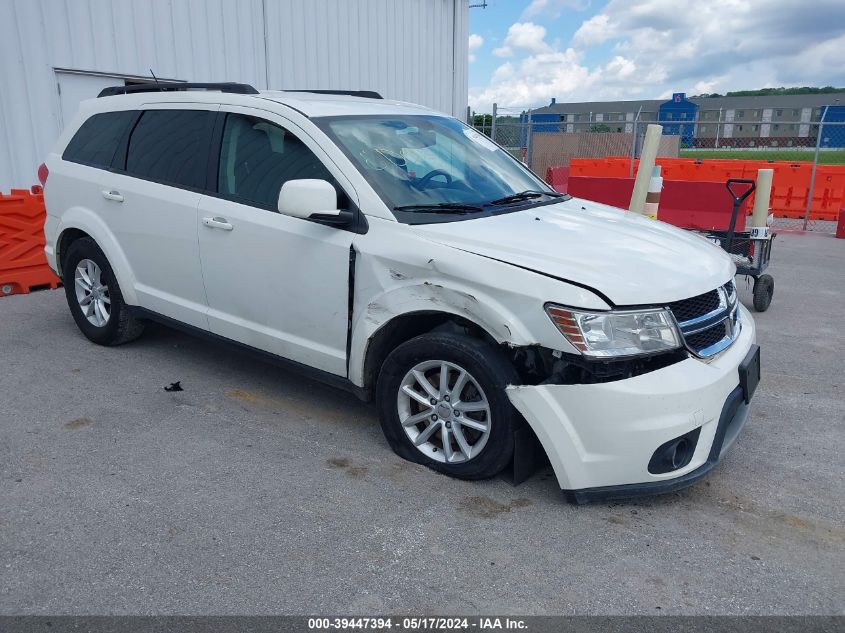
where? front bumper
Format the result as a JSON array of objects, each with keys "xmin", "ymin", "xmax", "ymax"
[{"xmin": 506, "ymin": 305, "xmax": 757, "ymax": 499}]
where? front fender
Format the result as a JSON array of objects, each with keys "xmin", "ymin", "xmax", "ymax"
[{"xmin": 347, "ymin": 218, "xmax": 611, "ymax": 387}]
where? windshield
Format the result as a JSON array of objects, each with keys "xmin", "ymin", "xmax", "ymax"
[{"xmin": 314, "ymin": 114, "xmax": 567, "ymax": 223}]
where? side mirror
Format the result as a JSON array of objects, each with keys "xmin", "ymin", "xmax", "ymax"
[{"xmin": 278, "ymin": 179, "xmax": 339, "ymax": 219}]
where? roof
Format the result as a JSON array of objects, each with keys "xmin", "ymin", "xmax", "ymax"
[{"xmin": 84, "ymin": 86, "xmax": 442, "ymax": 119}]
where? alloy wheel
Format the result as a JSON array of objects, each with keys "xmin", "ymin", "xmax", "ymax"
[
  {"xmin": 396, "ymin": 360, "xmax": 492, "ymax": 464},
  {"xmin": 74, "ymin": 259, "xmax": 111, "ymax": 327}
]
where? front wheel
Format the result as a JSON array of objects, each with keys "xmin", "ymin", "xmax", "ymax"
[{"xmin": 376, "ymin": 332, "xmax": 520, "ymax": 480}]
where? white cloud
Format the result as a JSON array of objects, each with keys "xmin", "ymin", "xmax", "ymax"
[
  {"xmin": 470, "ymin": 0, "xmax": 845, "ymax": 112},
  {"xmin": 468, "ymin": 33, "xmax": 483, "ymax": 62},
  {"xmin": 572, "ymin": 14, "xmax": 613, "ymax": 47},
  {"xmin": 502, "ymin": 22, "xmax": 553, "ymax": 54},
  {"xmin": 470, "ymin": 48, "xmax": 598, "ymax": 113},
  {"xmin": 521, "ymin": 0, "xmax": 589, "ymax": 20},
  {"xmin": 602, "ymin": 56, "xmax": 636, "ymax": 82},
  {"xmin": 490, "ymin": 22, "xmax": 553, "ymax": 60},
  {"xmin": 692, "ymin": 78, "xmax": 722, "ymax": 95}
]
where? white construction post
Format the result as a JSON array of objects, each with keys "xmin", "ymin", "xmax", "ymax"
[
  {"xmin": 750, "ymin": 168, "xmax": 773, "ymax": 238},
  {"xmin": 749, "ymin": 168, "xmax": 773, "ymax": 266},
  {"xmin": 644, "ymin": 165, "xmax": 663, "ymax": 220},
  {"xmin": 629, "ymin": 124, "xmax": 663, "ymax": 215}
]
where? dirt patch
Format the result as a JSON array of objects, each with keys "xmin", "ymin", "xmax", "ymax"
[
  {"xmin": 346, "ymin": 466, "xmax": 368, "ymax": 479},
  {"xmin": 327, "ymin": 457, "xmax": 368, "ymax": 480},
  {"xmin": 460, "ymin": 496, "xmax": 533, "ymax": 519},
  {"xmin": 63, "ymin": 417, "xmax": 93, "ymax": 430},
  {"xmin": 780, "ymin": 514, "xmax": 814, "ymax": 531},
  {"xmin": 226, "ymin": 388, "xmax": 270, "ymax": 405}
]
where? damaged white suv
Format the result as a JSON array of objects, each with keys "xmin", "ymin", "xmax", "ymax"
[{"xmin": 42, "ymin": 83, "xmax": 760, "ymax": 502}]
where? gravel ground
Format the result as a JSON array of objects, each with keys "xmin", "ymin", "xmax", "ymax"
[{"xmin": 1, "ymin": 231, "xmax": 843, "ymax": 615}]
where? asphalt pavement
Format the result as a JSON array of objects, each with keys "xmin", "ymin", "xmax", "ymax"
[{"xmin": 1, "ymin": 231, "xmax": 843, "ymax": 615}]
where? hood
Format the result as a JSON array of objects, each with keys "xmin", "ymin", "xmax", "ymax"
[{"xmin": 412, "ymin": 197, "xmax": 735, "ymax": 306}]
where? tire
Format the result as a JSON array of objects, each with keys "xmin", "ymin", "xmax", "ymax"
[
  {"xmin": 752, "ymin": 274, "xmax": 774, "ymax": 312},
  {"xmin": 62, "ymin": 237, "xmax": 145, "ymax": 346},
  {"xmin": 376, "ymin": 331, "xmax": 520, "ymax": 480}
]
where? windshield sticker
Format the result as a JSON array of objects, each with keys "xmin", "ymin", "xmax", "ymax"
[{"xmin": 462, "ymin": 127, "xmax": 498, "ymax": 151}]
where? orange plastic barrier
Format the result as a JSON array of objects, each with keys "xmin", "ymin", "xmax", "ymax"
[
  {"xmin": 567, "ymin": 158, "xmax": 845, "ymax": 221},
  {"xmin": 569, "ymin": 157, "xmax": 631, "ymax": 178},
  {"xmin": 0, "ymin": 189, "xmax": 61, "ymax": 297},
  {"xmin": 812, "ymin": 166, "xmax": 845, "ymax": 221}
]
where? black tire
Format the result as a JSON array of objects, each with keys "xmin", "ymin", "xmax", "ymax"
[
  {"xmin": 752, "ymin": 274, "xmax": 774, "ymax": 312},
  {"xmin": 376, "ymin": 331, "xmax": 519, "ymax": 480},
  {"xmin": 62, "ymin": 237, "xmax": 145, "ymax": 346}
]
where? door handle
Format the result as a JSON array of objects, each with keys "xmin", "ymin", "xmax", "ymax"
[
  {"xmin": 101, "ymin": 189, "xmax": 124, "ymax": 202},
  {"xmin": 202, "ymin": 216, "xmax": 234, "ymax": 231}
]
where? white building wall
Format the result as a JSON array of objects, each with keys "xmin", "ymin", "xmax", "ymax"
[{"xmin": 0, "ymin": 0, "xmax": 468, "ymax": 191}]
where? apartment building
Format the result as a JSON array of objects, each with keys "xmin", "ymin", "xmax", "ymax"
[{"xmin": 528, "ymin": 92, "xmax": 845, "ymax": 148}]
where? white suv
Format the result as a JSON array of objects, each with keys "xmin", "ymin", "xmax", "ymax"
[{"xmin": 42, "ymin": 83, "xmax": 760, "ymax": 502}]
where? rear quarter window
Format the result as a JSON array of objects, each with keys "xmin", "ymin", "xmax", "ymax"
[{"xmin": 62, "ymin": 111, "xmax": 136, "ymax": 169}]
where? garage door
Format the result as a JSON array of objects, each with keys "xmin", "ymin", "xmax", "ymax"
[{"xmin": 55, "ymin": 72, "xmax": 126, "ymax": 131}]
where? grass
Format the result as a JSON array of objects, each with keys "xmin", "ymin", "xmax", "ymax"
[{"xmin": 679, "ymin": 149, "xmax": 845, "ymax": 164}]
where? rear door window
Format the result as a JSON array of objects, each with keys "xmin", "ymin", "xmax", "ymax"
[
  {"xmin": 62, "ymin": 111, "xmax": 136, "ymax": 169},
  {"xmin": 124, "ymin": 109, "xmax": 215, "ymax": 189}
]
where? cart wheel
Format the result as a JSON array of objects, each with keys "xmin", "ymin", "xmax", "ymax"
[{"xmin": 753, "ymin": 274, "xmax": 774, "ymax": 312}]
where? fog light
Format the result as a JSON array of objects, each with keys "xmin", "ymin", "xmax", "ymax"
[{"xmin": 648, "ymin": 428, "xmax": 701, "ymax": 474}]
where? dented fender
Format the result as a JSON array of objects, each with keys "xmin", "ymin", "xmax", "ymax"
[{"xmin": 347, "ymin": 217, "xmax": 610, "ymax": 387}]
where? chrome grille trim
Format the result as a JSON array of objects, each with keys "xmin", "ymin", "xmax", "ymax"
[{"xmin": 669, "ymin": 281, "xmax": 740, "ymax": 358}]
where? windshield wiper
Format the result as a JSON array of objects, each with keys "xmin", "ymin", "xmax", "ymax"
[
  {"xmin": 393, "ymin": 202, "xmax": 483, "ymax": 214},
  {"xmin": 486, "ymin": 190, "xmax": 565, "ymax": 206}
]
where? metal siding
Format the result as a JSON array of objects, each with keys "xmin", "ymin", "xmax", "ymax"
[
  {"xmin": 265, "ymin": 0, "xmax": 465, "ymax": 114},
  {"xmin": 0, "ymin": 0, "xmax": 468, "ymax": 190}
]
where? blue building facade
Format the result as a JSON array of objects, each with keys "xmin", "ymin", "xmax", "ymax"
[
  {"xmin": 820, "ymin": 105, "xmax": 845, "ymax": 148},
  {"xmin": 658, "ymin": 93, "xmax": 699, "ymax": 147},
  {"xmin": 519, "ymin": 112, "xmax": 561, "ymax": 133}
]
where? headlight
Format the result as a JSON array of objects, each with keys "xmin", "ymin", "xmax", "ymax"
[{"xmin": 546, "ymin": 305, "xmax": 682, "ymax": 358}]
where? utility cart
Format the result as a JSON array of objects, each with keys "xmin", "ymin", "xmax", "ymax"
[{"xmin": 703, "ymin": 179, "xmax": 776, "ymax": 312}]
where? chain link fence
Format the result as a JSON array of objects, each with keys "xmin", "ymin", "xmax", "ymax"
[{"xmin": 471, "ymin": 109, "xmax": 845, "ymax": 233}]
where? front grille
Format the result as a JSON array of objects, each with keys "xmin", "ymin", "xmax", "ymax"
[
  {"xmin": 667, "ymin": 281, "xmax": 739, "ymax": 357},
  {"xmin": 667, "ymin": 289, "xmax": 720, "ymax": 322},
  {"xmin": 686, "ymin": 325, "xmax": 728, "ymax": 351}
]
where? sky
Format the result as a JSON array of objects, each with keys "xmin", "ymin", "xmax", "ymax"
[{"xmin": 467, "ymin": 0, "xmax": 845, "ymax": 113}]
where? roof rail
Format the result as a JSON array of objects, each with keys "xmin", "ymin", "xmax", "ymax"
[
  {"xmin": 97, "ymin": 82, "xmax": 260, "ymax": 98},
  {"xmin": 284, "ymin": 89, "xmax": 383, "ymax": 99}
]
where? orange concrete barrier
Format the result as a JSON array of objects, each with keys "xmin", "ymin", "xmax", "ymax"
[{"xmin": 0, "ymin": 188, "xmax": 61, "ymax": 297}]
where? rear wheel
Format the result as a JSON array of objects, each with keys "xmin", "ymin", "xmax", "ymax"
[
  {"xmin": 752, "ymin": 274, "xmax": 774, "ymax": 312},
  {"xmin": 62, "ymin": 238, "xmax": 144, "ymax": 345},
  {"xmin": 376, "ymin": 332, "xmax": 519, "ymax": 480}
]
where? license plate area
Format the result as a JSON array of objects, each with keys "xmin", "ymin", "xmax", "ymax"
[{"xmin": 739, "ymin": 344, "xmax": 761, "ymax": 403}]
